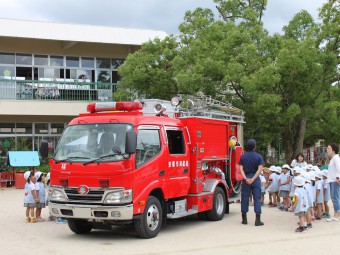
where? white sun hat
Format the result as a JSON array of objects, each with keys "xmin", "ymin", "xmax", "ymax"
[
  {"xmin": 322, "ymin": 170, "xmax": 328, "ymax": 177},
  {"xmin": 269, "ymin": 166, "xmax": 277, "ymax": 172},
  {"xmin": 24, "ymin": 171, "xmax": 31, "ymax": 180},
  {"xmin": 309, "ymin": 172, "xmax": 316, "ymax": 181},
  {"xmin": 312, "ymin": 166, "xmax": 320, "ymax": 172},
  {"xmin": 276, "ymin": 166, "xmax": 282, "ymax": 173},
  {"xmin": 34, "ymin": 171, "xmax": 43, "ymax": 180},
  {"xmin": 293, "ymin": 166, "xmax": 302, "ymax": 174},
  {"xmin": 301, "ymin": 172, "xmax": 310, "ymax": 182},
  {"xmin": 282, "ymin": 164, "xmax": 291, "ymax": 170},
  {"xmin": 315, "ymin": 171, "xmax": 323, "ymax": 179},
  {"xmin": 293, "ymin": 176, "xmax": 305, "ymax": 186}
]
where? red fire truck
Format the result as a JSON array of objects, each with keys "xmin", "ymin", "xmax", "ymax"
[{"xmin": 48, "ymin": 95, "xmax": 244, "ymax": 238}]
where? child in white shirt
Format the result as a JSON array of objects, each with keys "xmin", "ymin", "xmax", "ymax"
[
  {"xmin": 315, "ymin": 171, "xmax": 324, "ymax": 220},
  {"xmin": 266, "ymin": 166, "xmax": 279, "ymax": 207},
  {"xmin": 23, "ymin": 171, "xmax": 39, "ymax": 223},
  {"xmin": 292, "ymin": 176, "xmax": 309, "ymax": 233},
  {"xmin": 260, "ymin": 172, "xmax": 266, "ymax": 206},
  {"xmin": 322, "ymin": 170, "xmax": 331, "ymax": 218},
  {"xmin": 35, "ymin": 171, "xmax": 46, "ymax": 222}
]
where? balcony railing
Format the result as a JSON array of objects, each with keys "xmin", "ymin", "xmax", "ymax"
[{"xmin": 0, "ymin": 78, "xmax": 118, "ymax": 102}]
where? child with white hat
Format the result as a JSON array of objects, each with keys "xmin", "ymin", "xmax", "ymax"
[
  {"xmin": 292, "ymin": 176, "xmax": 309, "ymax": 233},
  {"xmin": 259, "ymin": 171, "xmax": 266, "ymax": 206},
  {"xmin": 266, "ymin": 166, "xmax": 279, "ymax": 207},
  {"xmin": 34, "ymin": 171, "xmax": 46, "ymax": 222},
  {"xmin": 315, "ymin": 171, "xmax": 324, "ymax": 220},
  {"xmin": 278, "ymin": 164, "xmax": 291, "ymax": 211},
  {"xmin": 301, "ymin": 172, "xmax": 313, "ymax": 229},
  {"xmin": 23, "ymin": 171, "xmax": 39, "ymax": 223},
  {"xmin": 288, "ymin": 167, "xmax": 302, "ymax": 211},
  {"xmin": 322, "ymin": 170, "xmax": 331, "ymax": 219},
  {"xmin": 308, "ymin": 172, "xmax": 317, "ymax": 221}
]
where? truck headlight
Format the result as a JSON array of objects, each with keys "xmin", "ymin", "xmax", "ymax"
[
  {"xmin": 50, "ymin": 189, "xmax": 67, "ymax": 202},
  {"xmin": 104, "ymin": 189, "xmax": 132, "ymax": 204}
]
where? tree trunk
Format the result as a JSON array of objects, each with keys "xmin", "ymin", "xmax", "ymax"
[
  {"xmin": 283, "ymin": 117, "xmax": 307, "ymax": 163},
  {"xmin": 293, "ymin": 117, "xmax": 307, "ymax": 159},
  {"xmin": 283, "ymin": 130, "xmax": 294, "ymax": 163}
]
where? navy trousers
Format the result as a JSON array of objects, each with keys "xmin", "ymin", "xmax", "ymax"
[{"xmin": 241, "ymin": 175, "xmax": 262, "ymax": 214}]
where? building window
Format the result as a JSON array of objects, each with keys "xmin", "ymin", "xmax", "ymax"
[
  {"xmin": 35, "ymin": 123, "xmax": 49, "ymax": 134},
  {"xmin": 51, "ymin": 123, "xmax": 65, "ymax": 134},
  {"xmin": 0, "ymin": 52, "xmax": 15, "ymax": 64},
  {"xmin": 34, "ymin": 55, "xmax": 48, "ymax": 66},
  {"xmin": 15, "ymin": 123, "xmax": 32, "ymax": 134},
  {"xmin": 97, "ymin": 70, "xmax": 111, "ymax": 83},
  {"xmin": 0, "ymin": 123, "xmax": 15, "ymax": 134},
  {"xmin": 111, "ymin": 59, "xmax": 124, "ymax": 69},
  {"xmin": 66, "ymin": 69, "xmax": 77, "ymax": 80},
  {"xmin": 112, "ymin": 71, "xmax": 121, "ymax": 83},
  {"xmin": 66, "ymin": 56, "xmax": 80, "ymax": 68},
  {"xmin": 16, "ymin": 54, "xmax": 32, "ymax": 65},
  {"xmin": 0, "ymin": 66, "xmax": 15, "ymax": 78},
  {"xmin": 16, "ymin": 67, "xmax": 32, "ymax": 80},
  {"xmin": 81, "ymin": 57, "xmax": 94, "ymax": 68},
  {"xmin": 96, "ymin": 58, "xmax": 110, "ymax": 68},
  {"xmin": 50, "ymin": 56, "xmax": 64, "ymax": 67}
]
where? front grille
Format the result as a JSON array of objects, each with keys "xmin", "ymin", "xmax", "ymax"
[{"xmin": 64, "ymin": 187, "xmax": 105, "ymax": 202}]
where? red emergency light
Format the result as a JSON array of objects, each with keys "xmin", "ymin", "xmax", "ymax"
[{"xmin": 87, "ymin": 102, "xmax": 143, "ymax": 113}]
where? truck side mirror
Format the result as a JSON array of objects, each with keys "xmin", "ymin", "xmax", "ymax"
[
  {"xmin": 125, "ymin": 131, "xmax": 137, "ymax": 154},
  {"xmin": 39, "ymin": 140, "xmax": 49, "ymax": 159}
]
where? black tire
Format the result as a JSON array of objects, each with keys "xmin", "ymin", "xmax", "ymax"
[
  {"xmin": 197, "ymin": 211, "xmax": 208, "ymax": 220},
  {"xmin": 68, "ymin": 219, "xmax": 93, "ymax": 234},
  {"xmin": 134, "ymin": 196, "xmax": 162, "ymax": 238},
  {"xmin": 206, "ymin": 187, "xmax": 226, "ymax": 221}
]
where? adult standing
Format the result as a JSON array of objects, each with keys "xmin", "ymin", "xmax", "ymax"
[
  {"xmin": 326, "ymin": 143, "xmax": 340, "ymax": 222},
  {"xmin": 239, "ymin": 139, "xmax": 265, "ymax": 226},
  {"xmin": 290, "ymin": 153, "xmax": 307, "ymax": 169}
]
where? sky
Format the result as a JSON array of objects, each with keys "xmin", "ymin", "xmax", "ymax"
[{"xmin": 0, "ymin": 0, "xmax": 328, "ymax": 35}]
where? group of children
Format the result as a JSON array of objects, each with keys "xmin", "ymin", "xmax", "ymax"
[
  {"xmin": 260, "ymin": 164, "xmax": 335, "ymax": 233},
  {"xmin": 23, "ymin": 170, "xmax": 66, "ymax": 224}
]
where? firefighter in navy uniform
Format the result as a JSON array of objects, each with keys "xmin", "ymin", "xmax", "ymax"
[{"xmin": 239, "ymin": 139, "xmax": 265, "ymax": 226}]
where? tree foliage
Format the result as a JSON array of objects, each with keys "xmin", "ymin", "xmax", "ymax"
[{"xmin": 117, "ymin": 0, "xmax": 339, "ymax": 162}]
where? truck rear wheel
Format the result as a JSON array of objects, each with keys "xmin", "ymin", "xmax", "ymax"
[
  {"xmin": 68, "ymin": 219, "xmax": 93, "ymax": 234},
  {"xmin": 134, "ymin": 196, "xmax": 162, "ymax": 239},
  {"xmin": 206, "ymin": 187, "xmax": 226, "ymax": 221}
]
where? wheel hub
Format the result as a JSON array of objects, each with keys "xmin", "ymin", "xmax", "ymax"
[{"xmin": 146, "ymin": 204, "xmax": 159, "ymax": 231}]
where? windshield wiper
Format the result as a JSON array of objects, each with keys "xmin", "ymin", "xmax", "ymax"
[
  {"xmin": 83, "ymin": 153, "xmax": 127, "ymax": 166},
  {"xmin": 54, "ymin": 156, "xmax": 91, "ymax": 164}
]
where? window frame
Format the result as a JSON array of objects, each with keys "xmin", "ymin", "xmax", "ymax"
[
  {"xmin": 164, "ymin": 127, "xmax": 186, "ymax": 155},
  {"xmin": 136, "ymin": 126, "xmax": 161, "ymax": 168}
]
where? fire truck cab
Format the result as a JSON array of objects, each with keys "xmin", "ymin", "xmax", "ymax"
[{"xmin": 48, "ymin": 96, "xmax": 244, "ymax": 238}]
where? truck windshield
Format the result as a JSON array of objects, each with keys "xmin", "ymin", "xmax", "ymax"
[{"xmin": 54, "ymin": 123, "xmax": 133, "ymax": 163}]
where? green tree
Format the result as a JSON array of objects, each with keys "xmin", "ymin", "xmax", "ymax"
[
  {"xmin": 118, "ymin": 36, "xmax": 179, "ymax": 99},
  {"xmin": 118, "ymin": 0, "xmax": 339, "ymax": 162}
]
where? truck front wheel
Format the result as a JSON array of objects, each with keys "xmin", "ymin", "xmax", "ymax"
[
  {"xmin": 134, "ymin": 196, "xmax": 162, "ymax": 238},
  {"xmin": 68, "ymin": 219, "xmax": 93, "ymax": 234},
  {"xmin": 206, "ymin": 187, "xmax": 226, "ymax": 221}
]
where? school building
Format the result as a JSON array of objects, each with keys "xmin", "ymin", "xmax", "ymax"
[{"xmin": 0, "ymin": 18, "xmax": 167, "ymax": 157}]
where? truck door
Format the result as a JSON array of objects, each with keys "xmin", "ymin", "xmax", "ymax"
[
  {"xmin": 134, "ymin": 126, "xmax": 166, "ymax": 203},
  {"xmin": 163, "ymin": 127, "xmax": 190, "ymax": 198}
]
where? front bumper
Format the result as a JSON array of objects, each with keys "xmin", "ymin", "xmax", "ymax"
[{"xmin": 49, "ymin": 202, "xmax": 133, "ymax": 220}]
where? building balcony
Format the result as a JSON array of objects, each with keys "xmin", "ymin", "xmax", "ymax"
[{"xmin": 0, "ymin": 78, "xmax": 118, "ymax": 102}]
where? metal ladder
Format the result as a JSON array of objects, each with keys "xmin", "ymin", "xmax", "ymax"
[{"xmin": 181, "ymin": 93, "xmax": 245, "ymax": 123}]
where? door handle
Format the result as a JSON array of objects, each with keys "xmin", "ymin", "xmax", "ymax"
[
  {"xmin": 159, "ymin": 170, "xmax": 165, "ymax": 176},
  {"xmin": 183, "ymin": 168, "xmax": 188, "ymax": 174}
]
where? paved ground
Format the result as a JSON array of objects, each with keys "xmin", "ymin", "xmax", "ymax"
[{"xmin": 1, "ymin": 187, "xmax": 339, "ymax": 255}]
